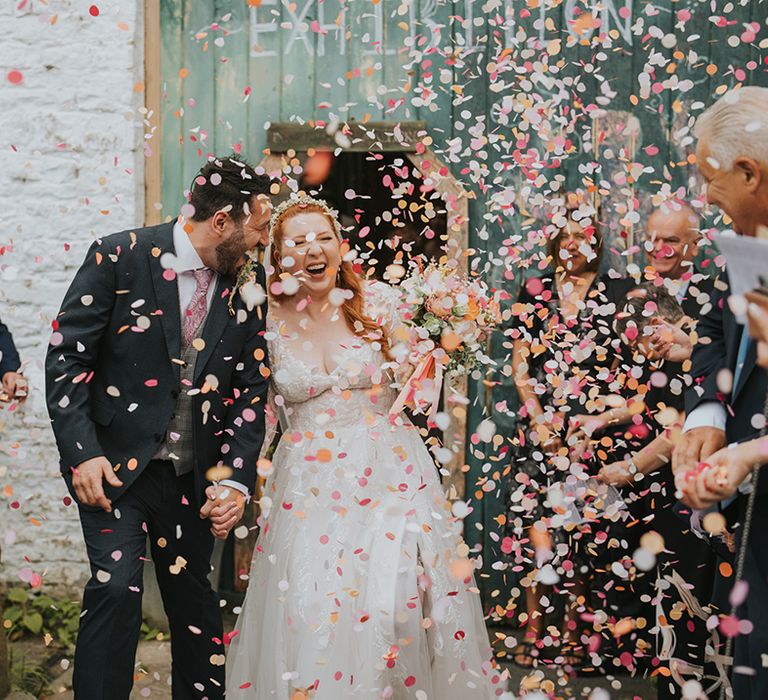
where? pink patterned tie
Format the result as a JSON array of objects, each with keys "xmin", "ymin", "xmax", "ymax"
[{"xmin": 183, "ymin": 268, "xmax": 214, "ymax": 348}]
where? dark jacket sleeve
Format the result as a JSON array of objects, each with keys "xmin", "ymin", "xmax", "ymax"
[
  {"xmin": 0, "ymin": 317, "xmax": 21, "ymax": 378},
  {"xmin": 45, "ymin": 239, "xmax": 117, "ymax": 470},
  {"xmin": 684, "ymin": 273, "xmax": 729, "ymax": 415},
  {"xmin": 218, "ymin": 265, "xmax": 270, "ymax": 493}
]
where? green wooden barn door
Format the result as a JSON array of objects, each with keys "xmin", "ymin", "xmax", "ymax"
[{"xmin": 159, "ymin": 0, "xmax": 449, "ymax": 214}]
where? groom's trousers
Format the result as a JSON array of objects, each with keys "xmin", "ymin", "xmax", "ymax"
[{"xmin": 73, "ymin": 460, "xmax": 224, "ymax": 699}]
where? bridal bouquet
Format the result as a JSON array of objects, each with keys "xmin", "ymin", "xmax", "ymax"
[{"xmin": 390, "ymin": 261, "xmax": 501, "ymax": 419}]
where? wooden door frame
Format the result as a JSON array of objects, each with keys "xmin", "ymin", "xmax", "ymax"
[{"xmin": 144, "ymin": 0, "xmax": 162, "ymax": 226}]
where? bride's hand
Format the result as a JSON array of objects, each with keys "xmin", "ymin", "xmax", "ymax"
[{"xmin": 394, "ymin": 360, "xmax": 415, "ymax": 387}]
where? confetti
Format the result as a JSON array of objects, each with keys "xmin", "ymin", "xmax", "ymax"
[{"xmin": 4, "ymin": 5, "xmax": 768, "ymax": 699}]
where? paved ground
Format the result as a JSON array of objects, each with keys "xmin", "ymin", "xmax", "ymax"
[{"xmin": 42, "ymin": 640, "xmax": 657, "ymax": 699}]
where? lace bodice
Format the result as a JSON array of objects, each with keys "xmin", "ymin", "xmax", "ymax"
[{"xmin": 264, "ymin": 281, "xmax": 403, "ymax": 432}]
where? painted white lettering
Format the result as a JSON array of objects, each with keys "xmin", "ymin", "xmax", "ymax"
[
  {"xmin": 283, "ymin": 0, "xmax": 315, "ymax": 55},
  {"xmin": 250, "ymin": 1, "xmax": 278, "ymax": 58},
  {"xmin": 316, "ymin": 1, "xmax": 346, "ymax": 56}
]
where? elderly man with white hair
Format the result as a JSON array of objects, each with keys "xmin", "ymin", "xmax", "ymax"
[
  {"xmin": 673, "ymin": 86, "xmax": 768, "ymax": 699},
  {"xmin": 646, "ymin": 203, "xmax": 700, "ymax": 284}
]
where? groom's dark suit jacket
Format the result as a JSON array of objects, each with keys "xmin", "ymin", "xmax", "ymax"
[{"xmin": 45, "ymin": 222, "xmax": 269, "ymax": 504}]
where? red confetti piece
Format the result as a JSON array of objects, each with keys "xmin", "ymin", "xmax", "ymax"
[
  {"xmin": 720, "ymin": 615, "xmax": 740, "ymax": 638},
  {"xmin": 7, "ymin": 70, "xmax": 23, "ymax": 85},
  {"xmin": 89, "ymin": 5, "xmax": 99, "ymax": 16}
]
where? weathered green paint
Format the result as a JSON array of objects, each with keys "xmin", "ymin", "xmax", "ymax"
[{"xmin": 160, "ymin": 0, "xmax": 768, "ymax": 609}]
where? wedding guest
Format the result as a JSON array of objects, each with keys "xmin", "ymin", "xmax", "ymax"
[
  {"xmin": 687, "ymin": 292, "xmax": 768, "ymax": 492},
  {"xmin": 597, "ymin": 284, "xmax": 716, "ymax": 696},
  {"xmin": 598, "ymin": 284, "xmax": 691, "ymax": 485},
  {"xmin": 506, "ymin": 192, "xmax": 632, "ymax": 670},
  {"xmin": 674, "ymin": 86, "xmax": 768, "ymax": 700},
  {"xmin": 641, "ymin": 202, "xmax": 722, "ymax": 362},
  {"xmin": 645, "ymin": 204, "xmax": 699, "ymax": 288},
  {"xmin": 0, "ymin": 315, "xmax": 25, "ymax": 401}
]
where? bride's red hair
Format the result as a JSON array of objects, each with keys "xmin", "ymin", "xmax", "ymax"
[{"xmin": 269, "ymin": 202, "xmax": 390, "ymax": 357}]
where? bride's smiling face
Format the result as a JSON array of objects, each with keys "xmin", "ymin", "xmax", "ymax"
[{"xmin": 280, "ymin": 211, "xmax": 342, "ymax": 296}]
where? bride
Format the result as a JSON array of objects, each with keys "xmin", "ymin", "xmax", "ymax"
[{"xmin": 225, "ymin": 196, "xmax": 505, "ymax": 699}]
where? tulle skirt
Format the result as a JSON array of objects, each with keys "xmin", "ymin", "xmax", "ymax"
[{"xmin": 225, "ymin": 421, "xmax": 506, "ymax": 699}]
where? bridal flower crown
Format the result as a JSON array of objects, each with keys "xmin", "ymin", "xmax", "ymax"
[
  {"xmin": 267, "ymin": 194, "xmax": 342, "ymax": 246},
  {"xmin": 228, "ymin": 195, "xmax": 341, "ymax": 315}
]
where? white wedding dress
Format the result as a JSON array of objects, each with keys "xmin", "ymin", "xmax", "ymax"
[{"xmin": 226, "ymin": 281, "xmax": 505, "ymax": 699}]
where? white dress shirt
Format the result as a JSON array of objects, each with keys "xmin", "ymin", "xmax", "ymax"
[
  {"xmin": 167, "ymin": 221, "xmax": 250, "ymax": 499},
  {"xmin": 683, "ymin": 401, "xmax": 727, "ymax": 433},
  {"xmin": 172, "ymin": 220, "xmax": 218, "ymax": 315},
  {"xmin": 673, "ymin": 278, "xmax": 690, "ymax": 304}
]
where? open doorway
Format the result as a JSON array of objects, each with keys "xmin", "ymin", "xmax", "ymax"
[{"xmin": 297, "ymin": 150, "xmax": 448, "ymax": 281}]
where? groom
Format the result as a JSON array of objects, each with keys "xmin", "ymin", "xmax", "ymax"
[{"xmin": 45, "ymin": 155, "xmax": 272, "ymax": 699}]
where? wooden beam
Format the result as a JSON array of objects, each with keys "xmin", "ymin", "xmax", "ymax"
[
  {"xmin": 267, "ymin": 121, "xmax": 429, "ymax": 153},
  {"xmin": 144, "ymin": 0, "xmax": 162, "ymax": 225}
]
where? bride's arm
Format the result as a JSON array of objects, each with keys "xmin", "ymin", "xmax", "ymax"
[{"xmin": 259, "ymin": 382, "xmax": 282, "ymax": 462}]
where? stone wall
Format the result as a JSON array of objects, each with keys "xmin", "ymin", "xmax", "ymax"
[{"xmin": 0, "ymin": 0, "xmax": 144, "ymax": 594}]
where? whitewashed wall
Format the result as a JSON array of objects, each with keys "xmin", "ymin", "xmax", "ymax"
[{"xmin": 0, "ymin": 0, "xmax": 144, "ymax": 593}]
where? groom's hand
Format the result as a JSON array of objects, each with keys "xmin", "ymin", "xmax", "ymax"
[
  {"xmin": 199, "ymin": 485, "xmax": 245, "ymax": 540},
  {"xmin": 2, "ymin": 371, "xmax": 27, "ymax": 402},
  {"xmin": 72, "ymin": 456, "xmax": 123, "ymax": 511}
]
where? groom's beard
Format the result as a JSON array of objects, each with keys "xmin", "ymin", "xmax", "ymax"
[{"xmin": 215, "ymin": 225, "xmax": 246, "ymax": 277}]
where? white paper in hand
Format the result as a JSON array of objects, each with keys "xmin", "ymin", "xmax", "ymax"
[{"xmin": 711, "ymin": 228, "xmax": 768, "ymax": 323}]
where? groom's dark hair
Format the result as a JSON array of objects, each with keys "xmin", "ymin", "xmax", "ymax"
[{"xmin": 188, "ymin": 155, "xmax": 272, "ymax": 224}]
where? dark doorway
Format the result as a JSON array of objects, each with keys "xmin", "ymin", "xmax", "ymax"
[{"xmin": 299, "ymin": 150, "xmax": 448, "ymax": 281}]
